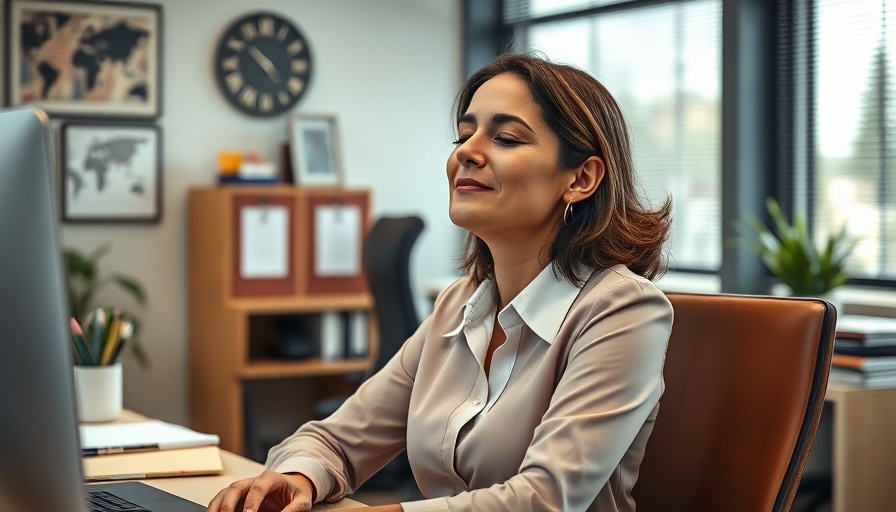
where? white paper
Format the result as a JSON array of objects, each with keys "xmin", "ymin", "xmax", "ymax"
[
  {"xmin": 838, "ymin": 314, "xmax": 896, "ymax": 335},
  {"xmin": 240, "ymin": 205, "xmax": 289, "ymax": 278},
  {"xmin": 314, "ymin": 205, "xmax": 361, "ymax": 277},
  {"xmin": 319, "ymin": 311, "xmax": 344, "ymax": 361},
  {"xmin": 348, "ymin": 311, "xmax": 369, "ymax": 358},
  {"xmin": 80, "ymin": 420, "xmax": 219, "ymax": 451}
]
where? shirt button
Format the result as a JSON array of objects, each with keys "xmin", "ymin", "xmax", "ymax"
[{"xmin": 472, "ymin": 399, "xmax": 481, "ymax": 406}]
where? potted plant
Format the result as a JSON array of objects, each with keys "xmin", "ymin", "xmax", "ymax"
[
  {"xmin": 736, "ymin": 197, "xmax": 858, "ymax": 299},
  {"xmin": 65, "ymin": 243, "xmax": 149, "ymax": 367},
  {"xmin": 70, "ymin": 308, "xmax": 135, "ymax": 422}
]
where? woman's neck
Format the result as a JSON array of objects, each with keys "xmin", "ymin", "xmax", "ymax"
[{"xmin": 487, "ymin": 240, "xmax": 551, "ymax": 310}]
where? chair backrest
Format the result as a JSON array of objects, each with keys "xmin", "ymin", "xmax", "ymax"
[
  {"xmin": 632, "ymin": 292, "xmax": 836, "ymax": 512},
  {"xmin": 365, "ymin": 216, "xmax": 425, "ymax": 373}
]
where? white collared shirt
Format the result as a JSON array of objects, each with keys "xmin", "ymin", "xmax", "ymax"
[
  {"xmin": 267, "ymin": 264, "xmax": 673, "ymax": 512},
  {"xmin": 444, "ymin": 265, "xmax": 584, "ymax": 430}
]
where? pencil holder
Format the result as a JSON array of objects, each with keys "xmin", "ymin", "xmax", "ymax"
[{"xmin": 73, "ymin": 362, "xmax": 123, "ymax": 422}]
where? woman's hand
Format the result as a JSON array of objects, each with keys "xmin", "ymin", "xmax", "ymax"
[{"xmin": 206, "ymin": 470, "xmax": 316, "ymax": 512}]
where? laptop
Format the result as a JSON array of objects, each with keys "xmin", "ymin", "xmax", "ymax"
[{"xmin": 0, "ymin": 106, "xmax": 205, "ymax": 511}]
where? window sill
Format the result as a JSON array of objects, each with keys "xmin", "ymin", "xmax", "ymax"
[{"xmin": 655, "ymin": 271, "xmax": 896, "ymax": 318}]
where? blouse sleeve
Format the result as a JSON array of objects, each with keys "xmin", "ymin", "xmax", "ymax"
[
  {"xmin": 265, "ymin": 315, "xmax": 430, "ymax": 504},
  {"xmin": 403, "ymin": 277, "xmax": 673, "ymax": 512}
]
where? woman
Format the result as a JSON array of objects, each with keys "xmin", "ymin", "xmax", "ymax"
[{"xmin": 208, "ymin": 53, "xmax": 673, "ymax": 512}]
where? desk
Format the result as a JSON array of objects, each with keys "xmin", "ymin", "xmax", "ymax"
[
  {"xmin": 94, "ymin": 411, "xmax": 364, "ymax": 510},
  {"xmin": 141, "ymin": 450, "xmax": 363, "ymax": 510},
  {"xmin": 823, "ymin": 382, "xmax": 896, "ymax": 512}
]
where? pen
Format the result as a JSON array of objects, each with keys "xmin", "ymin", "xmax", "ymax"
[{"xmin": 82, "ymin": 443, "xmax": 159, "ymax": 457}]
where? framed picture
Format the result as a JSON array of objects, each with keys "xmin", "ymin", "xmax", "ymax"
[
  {"xmin": 289, "ymin": 113, "xmax": 343, "ymax": 187},
  {"xmin": 61, "ymin": 122, "xmax": 162, "ymax": 223},
  {"xmin": 5, "ymin": 0, "xmax": 162, "ymax": 118}
]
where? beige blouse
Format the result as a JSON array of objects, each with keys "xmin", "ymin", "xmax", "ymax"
[{"xmin": 266, "ymin": 264, "xmax": 673, "ymax": 511}]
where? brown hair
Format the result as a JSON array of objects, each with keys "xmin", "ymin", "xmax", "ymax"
[{"xmin": 455, "ymin": 52, "xmax": 672, "ymax": 284}]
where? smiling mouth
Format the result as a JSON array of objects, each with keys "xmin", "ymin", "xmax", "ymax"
[{"xmin": 455, "ymin": 178, "xmax": 493, "ymax": 191}]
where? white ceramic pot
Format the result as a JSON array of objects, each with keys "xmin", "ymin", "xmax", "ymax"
[{"xmin": 73, "ymin": 362, "xmax": 123, "ymax": 422}]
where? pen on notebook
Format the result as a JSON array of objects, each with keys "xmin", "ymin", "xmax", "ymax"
[{"xmin": 82, "ymin": 443, "xmax": 159, "ymax": 457}]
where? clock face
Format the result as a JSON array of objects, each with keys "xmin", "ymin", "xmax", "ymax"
[{"xmin": 215, "ymin": 12, "xmax": 313, "ymax": 117}]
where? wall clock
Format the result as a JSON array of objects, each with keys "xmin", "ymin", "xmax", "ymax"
[{"xmin": 215, "ymin": 12, "xmax": 313, "ymax": 117}]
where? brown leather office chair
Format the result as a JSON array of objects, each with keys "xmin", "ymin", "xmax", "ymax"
[{"xmin": 632, "ymin": 292, "xmax": 836, "ymax": 512}]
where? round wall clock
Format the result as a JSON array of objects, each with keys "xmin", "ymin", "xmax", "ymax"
[{"xmin": 214, "ymin": 12, "xmax": 313, "ymax": 117}]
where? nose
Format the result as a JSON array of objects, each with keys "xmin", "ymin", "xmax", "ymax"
[{"xmin": 454, "ymin": 134, "xmax": 486, "ymax": 169}]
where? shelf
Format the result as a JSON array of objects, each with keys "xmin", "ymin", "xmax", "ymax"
[
  {"xmin": 225, "ymin": 293, "xmax": 373, "ymax": 313},
  {"xmin": 237, "ymin": 357, "xmax": 373, "ymax": 379},
  {"xmin": 188, "ymin": 186, "xmax": 378, "ymax": 455}
]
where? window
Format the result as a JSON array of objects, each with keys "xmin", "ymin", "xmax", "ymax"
[
  {"xmin": 486, "ymin": 0, "xmax": 896, "ymax": 287},
  {"xmin": 806, "ymin": 0, "xmax": 895, "ymax": 280},
  {"xmin": 504, "ymin": 0, "xmax": 722, "ymax": 271}
]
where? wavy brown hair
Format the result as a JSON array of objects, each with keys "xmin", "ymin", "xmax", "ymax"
[{"xmin": 455, "ymin": 53, "xmax": 672, "ymax": 284}]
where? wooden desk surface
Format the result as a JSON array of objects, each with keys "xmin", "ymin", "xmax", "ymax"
[
  {"xmin": 94, "ymin": 411, "xmax": 364, "ymax": 510},
  {"xmin": 144, "ymin": 450, "xmax": 363, "ymax": 510}
]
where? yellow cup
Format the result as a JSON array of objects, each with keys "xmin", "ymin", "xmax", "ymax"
[{"xmin": 217, "ymin": 152, "xmax": 243, "ymax": 175}]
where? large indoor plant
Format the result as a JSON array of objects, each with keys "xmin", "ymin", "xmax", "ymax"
[
  {"xmin": 737, "ymin": 197, "xmax": 858, "ymax": 296},
  {"xmin": 65, "ymin": 243, "xmax": 149, "ymax": 367}
]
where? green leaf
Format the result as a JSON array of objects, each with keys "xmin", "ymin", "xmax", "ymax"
[
  {"xmin": 87, "ymin": 243, "xmax": 112, "ymax": 265},
  {"xmin": 732, "ymin": 197, "xmax": 858, "ymax": 296},
  {"xmin": 111, "ymin": 275, "xmax": 147, "ymax": 305}
]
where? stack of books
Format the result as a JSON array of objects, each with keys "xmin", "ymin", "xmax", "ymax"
[{"xmin": 831, "ymin": 315, "xmax": 896, "ymax": 388}]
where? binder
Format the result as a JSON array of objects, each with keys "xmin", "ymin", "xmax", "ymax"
[
  {"xmin": 231, "ymin": 193, "xmax": 298, "ymax": 297},
  {"xmin": 303, "ymin": 190, "xmax": 369, "ymax": 294}
]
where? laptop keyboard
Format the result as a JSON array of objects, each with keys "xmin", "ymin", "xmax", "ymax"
[{"xmin": 86, "ymin": 489, "xmax": 150, "ymax": 512}]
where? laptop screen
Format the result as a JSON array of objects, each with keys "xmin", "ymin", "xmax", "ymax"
[{"xmin": 0, "ymin": 106, "xmax": 89, "ymax": 511}]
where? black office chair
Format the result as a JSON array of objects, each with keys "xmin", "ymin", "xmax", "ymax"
[
  {"xmin": 314, "ymin": 215, "xmax": 425, "ymax": 494},
  {"xmin": 363, "ymin": 215, "xmax": 426, "ymax": 378}
]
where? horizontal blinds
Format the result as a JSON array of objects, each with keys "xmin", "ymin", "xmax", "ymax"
[
  {"xmin": 504, "ymin": 0, "xmax": 722, "ymax": 270},
  {"xmin": 811, "ymin": 0, "xmax": 895, "ymax": 279}
]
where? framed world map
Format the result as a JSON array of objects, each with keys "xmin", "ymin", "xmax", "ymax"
[
  {"xmin": 5, "ymin": 0, "xmax": 162, "ymax": 118},
  {"xmin": 61, "ymin": 122, "xmax": 162, "ymax": 223}
]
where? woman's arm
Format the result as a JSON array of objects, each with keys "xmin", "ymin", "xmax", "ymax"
[{"xmin": 263, "ymin": 315, "xmax": 431, "ymax": 504}]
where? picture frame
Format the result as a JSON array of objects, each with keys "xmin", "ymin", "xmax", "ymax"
[
  {"xmin": 60, "ymin": 122, "xmax": 162, "ymax": 223},
  {"xmin": 5, "ymin": 0, "xmax": 162, "ymax": 119},
  {"xmin": 289, "ymin": 113, "xmax": 343, "ymax": 187}
]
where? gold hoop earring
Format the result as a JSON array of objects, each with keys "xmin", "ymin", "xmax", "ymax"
[{"xmin": 563, "ymin": 199, "xmax": 574, "ymax": 225}]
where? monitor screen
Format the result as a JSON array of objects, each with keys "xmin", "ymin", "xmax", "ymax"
[{"xmin": 0, "ymin": 106, "xmax": 88, "ymax": 511}]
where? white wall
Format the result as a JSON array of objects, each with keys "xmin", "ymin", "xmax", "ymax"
[{"xmin": 4, "ymin": 0, "xmax": 464, "ymax": 424}]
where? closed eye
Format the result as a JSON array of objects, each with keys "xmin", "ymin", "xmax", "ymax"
[{"xmin": 494, "ymin": 135, "xmax": 523, "ymax": 146}]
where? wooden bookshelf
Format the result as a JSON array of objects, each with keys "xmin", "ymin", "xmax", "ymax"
[{"xmin": 187, "ymin": 186, "xmax": 377, "ymax": 455}]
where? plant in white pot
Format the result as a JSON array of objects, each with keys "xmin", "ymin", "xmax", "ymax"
[
  {"xmin": 70, "ymin": 308, "xmax": 136, "ymax": 422},
  {"xmin": 65, "ymin": 243, "xmax": 149, "ymax": 367},
  {"xmin": 737, "ymin": 197, "xmax": 858, "ymax": 304}
]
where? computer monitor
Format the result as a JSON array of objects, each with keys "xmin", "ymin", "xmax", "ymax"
[
  {"xmin": 0, "ymin": 106, "xmax": 206, "ymax": 512},
  {"xmin": 0, "ymin": 106, "xmax": 88, "ymax": 511}
]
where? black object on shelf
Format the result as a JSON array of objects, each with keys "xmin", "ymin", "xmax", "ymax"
[{"xmin": 269, "ymin": 315, "xmax": 317, "ymax": 360}]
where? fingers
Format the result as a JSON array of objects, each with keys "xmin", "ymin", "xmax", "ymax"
[
  {"xmin": 206, "ymin": 477, "xmax": 252, "ymax": 512},
  {"xmin": 241, "ymin": 472, "xmax": 277, "ymax": 512},
  {"xmin": 207, "ymin": 471, "xmax": 313, "ymax": 512}
]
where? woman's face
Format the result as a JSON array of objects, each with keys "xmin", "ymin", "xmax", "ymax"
[{"xmin": 447, "ymin": 73, "xmax": 572, "ymax": 242}]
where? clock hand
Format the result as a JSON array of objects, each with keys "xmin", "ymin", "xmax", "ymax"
[{"xmin": 248, "ymin": 46, "xmax": 281, "ymax": 83}]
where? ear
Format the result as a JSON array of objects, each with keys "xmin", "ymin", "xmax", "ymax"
[{"xmin": 567, "ymin": 156, "xmax": 605, "ymax": 202}]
